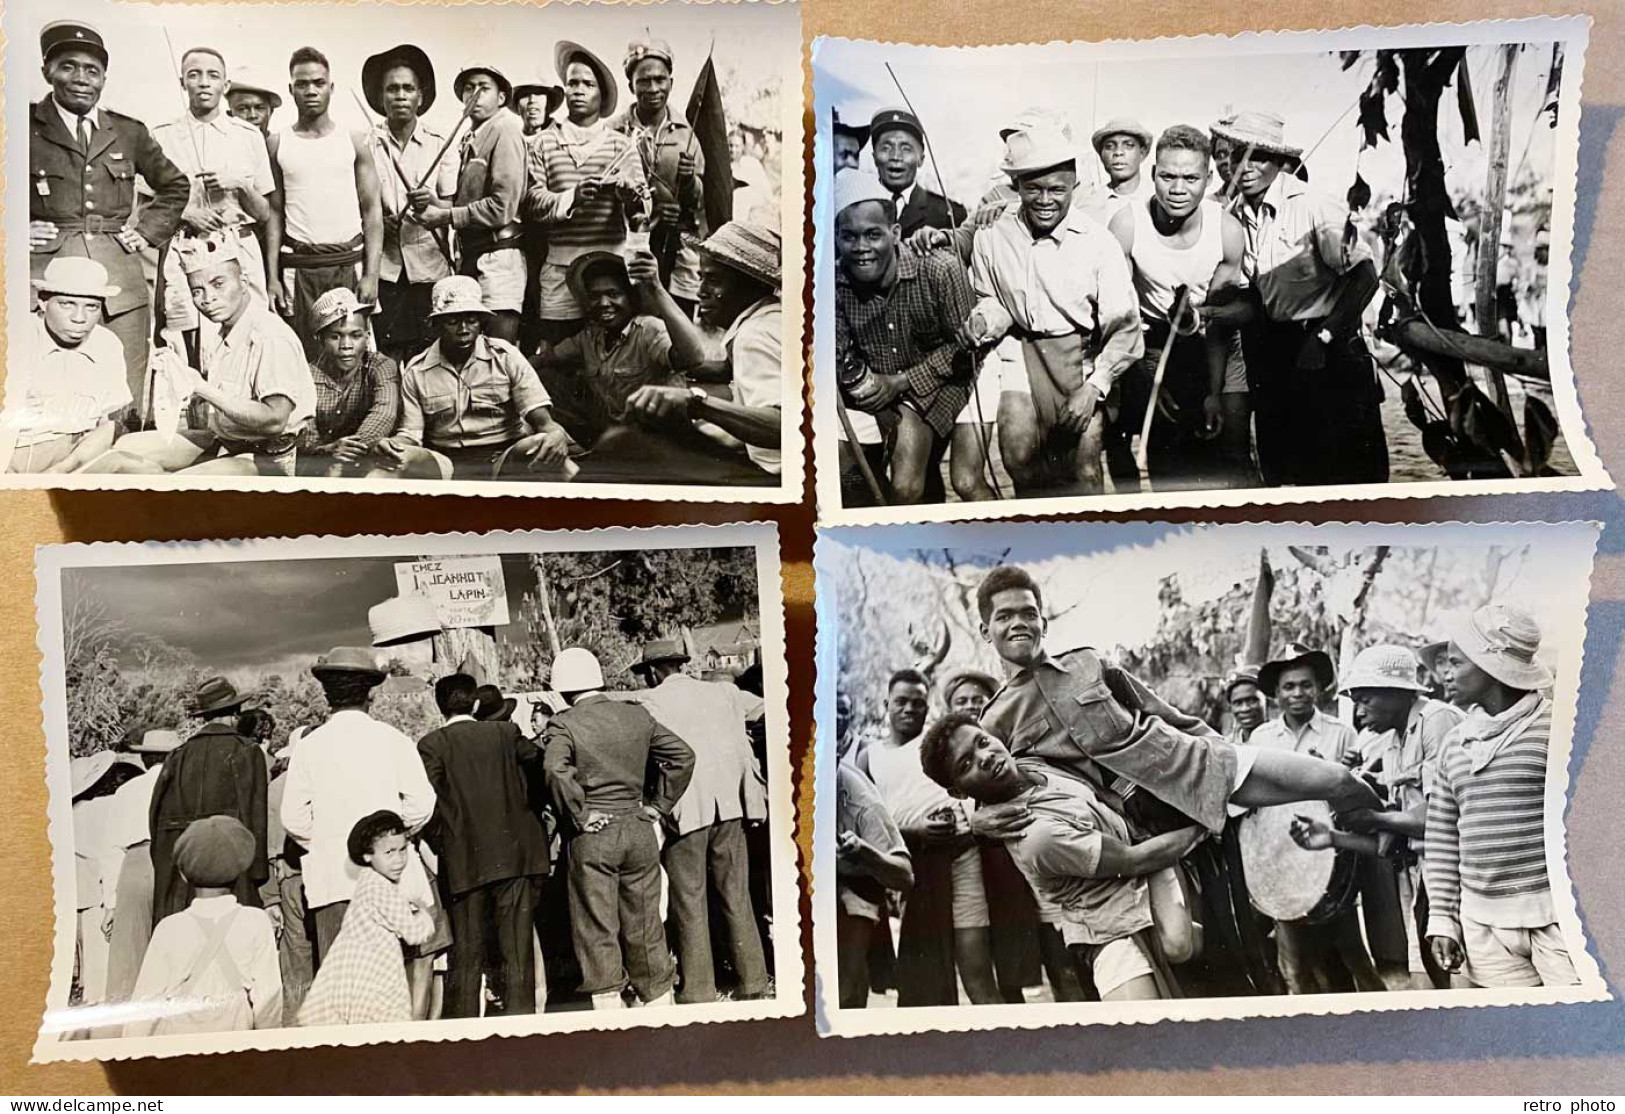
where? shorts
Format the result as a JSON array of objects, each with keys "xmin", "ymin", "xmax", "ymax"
[
  {"xmin": 1225, "ymin": 740, "xmax": 1259, "ymax": 819},
  {"xmin": 465, "ymin": 245, "xmax": 526, "ymax": 314},
  {"xmin": 8, "ymin": 431, "xmax": 88, "ymax": 473},
  {"xmin": 1071, "ymin": 934, "xmax": 1156, "ymax": 997},
  {"xmin": 949, "ymin": 845, "xmax": 990, "ymax": 930},
  {"xmin": 1461, "ymin": 915, "xmax": 1578, "ymax": 988},
  {"xmin": 538, "ymin": 259, "xmax": 582, "ymax": 321}
]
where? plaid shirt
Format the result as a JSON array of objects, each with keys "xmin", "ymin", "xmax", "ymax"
[
  {"xmin": 834, "ymin": 244, "xmax": 977, "ymax": 439},
  {"xmin": 305, "ymin": 350, "xmax": 401, "ymax": 450}
]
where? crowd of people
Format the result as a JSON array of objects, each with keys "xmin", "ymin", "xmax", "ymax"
[
  {"xmin": 832, "ymin": 103, "xmax": 1406, "ymax": 507},
  {"xmin": 67, "ymin": 627, "xmax": 774, "ymax": 1036},
  {"xmin": 18, "ymin": 21, "xmax": 785, "ymax": 485},
  {"xmin": 835, "ymin": 560, "xmax": 1575, "ymax": 1007}
]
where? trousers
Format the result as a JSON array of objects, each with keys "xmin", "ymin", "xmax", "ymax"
[
  {"xmin": 567, "ymin": 814, "xmax": 673, "ymax": 1002},
  {"xmin": 662, "ymin": 818, "xmax": 768, "ymax": 1003},
  {"xmin": 445, "ymin": 875, "xmax": 541, "ymax": 1018}
]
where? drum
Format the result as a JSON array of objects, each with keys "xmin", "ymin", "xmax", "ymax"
[{"xmin": 1236, "ymin": 800, "xmax": 1358, "ymax": 925}]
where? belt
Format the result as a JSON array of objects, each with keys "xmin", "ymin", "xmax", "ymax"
[
  {"xmin": 462, "ymin": 227, "xmax": 523, "ymax": 254},
  {"xmin": 52, "ymin": 215, "xmax": 126, "ymax": 236}
]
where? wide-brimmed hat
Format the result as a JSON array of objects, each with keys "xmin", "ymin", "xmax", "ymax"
[
  {"xmin": 1339, "ymin": 644, "xmax": 1429, "ymax": 695},
  {"xmin": 70, "ymin": 751, "xmax": 141, "ymax": 800},
  {"xmin": 551, "ymin": 647, "xmax": 605, "ymax": 694},
  {"xmin": 834, "ymin": 168, "xmax": 892, "ymax": 216},
  {"xmin": 309, "ymin": 287, "xmax": 367, "ymax": 336},
  {"xmin": 941, "ymin": 667, "xmax": 999, "ymax": 704},
  {"xmin": 189, "ymin": 676, "xmax": 246, "ymax": 718},
  {"xmin": 566, "ymin": 251, "xmax": 632, "ymax": 304},
  {"xmin": 453, "ymin": 63, "xmax": 513, "ymax": 104},
  {"xmin": 428, "ymin": 275, "xmax": 492, "ymax": 318},
  {"xmin": 1445, "ymin": 604, "xmax": 1552, "ymax": 692},
  {"xmin": 1258, "ymin": 642, "xmax": 1336, "ymax": 697},
  {"xmin": 512, "ymin": 80, "xmax": 565, "ymax": 121},
  {"xmin": 832, "ymin": 108, "xmax": 871, "ymax": 147},
  {"xmin": 132, "ymin": 728, "xmax": 183, "ymax": 756},
  {"xmin": 555, "ymin": 41, "xmax": 617, "ymax": 117},
  {"xmin": 369, "ymin": 593, "xmax": 443, "ymax": 647},
  {"xmin": 700, "ymin": 221, "xmax": 781, "ymax": 292},
  {"xmin": 1418, "ymin": 641, "xmax": 1450, "ymax": 678},
  {"xmin": 623, "ymin": 36, "xmax": 674, "ymax": 78},
  {"xmin": 226, "ymin": 66, "xmax": 282, "ymax": 110},
  {"xmin": 473, "ymin": 683, "xmax": 518, "ymax": 721},
  {"xmin": 999, "ymin": 123, "xmax": 1077, "ymax": 177},
  {"xmin": 311, "ymin": 646, "xmax": 386, "ymax": 681},
  {"xmin": 363, "ymin": 44, "xmax": 437, "ymax": 117},
  {"xmin": 869, "ymin": 107, "xmax": 922, "ymax": 144},
  {"xmin": 32, "ymin": 256, "xmax": 120, "ymax": 302},
  {"xmin": 42, "ymin": 20, "xmax": 107, "ymax": 67},
  {"xmin": 1210, "ymin": 110, "xmax": 1303, "ymax": 160},
  {"xmin": 632, "ymin": 639, "xmax": 691, "ymax": 674},
  {"xmin": 174, "ymin": 815, "xmax": 256, "ymax": 887},
  {"xmin": 1000, "ymin": 107, "xmax": 1073, "ymax": 142}
]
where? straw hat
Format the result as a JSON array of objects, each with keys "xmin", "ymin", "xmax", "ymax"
[
  {"xmin": 1091, "ymin": 117, "xmax": 1152, "ymax": 152},
  {"xmin": 369, "ymin": 594, "xmax": 443, "ymax": 647},
  {"xmin": 999, "ymin": 123, "xmax": 1077, "ymax": 176},
  {"xmin": 362, "ymin": 44, "xmax": 437, "ymax": 116},
  {"xmin": 70, "ymin": 751, "xmax": 140, "ymax": 801},
  {"xmin": 1445, "ymin": 604, "xmax": 1552, "ymax": 691},
  {"xmin": 132, "ymin": 728, "xmax": 183, "ymax": 756},
  {"xmin": 555, "ymin": 41, "xmax": 617, "ymax": 117},
  {"xmin": 551, "ymin": 647, "xmax": 605, "ymax": 694},
  {"xmin": 1258, "ymin": 642, "xmax": 1336, "ymax": 697},
  {"xmin": 834, "ymin": 168, "xmax": 892, "ymax": 216},
  {"xmin": 1210, "ymin": 110, "xmax": 1302, "ymax": 160},
  {"xmin": 1339, "ymin": 644, "xmax": 1429, "ymax": 695},
  {"xmin": 1001, "ymin": 107, "xmax": 1072, "ymax": 142},
  {"xmin": 700, "ymin": 221, "xmax": 781, "ymax": 291},
  {"xmin": 32, "ymin": 257, "xmax": 120, "ymax": 302}
]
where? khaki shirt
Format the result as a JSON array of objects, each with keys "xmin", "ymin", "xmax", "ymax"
[
  {"xmin": 202, "ymin": 302, "xmax": 317, "ymax": 443},
  {"xmin": 398, "ymin": 335, "xmax": 552, "ymax": 449},
  {"xmin": 371, "ymin": 122, "xmax": 457, "ymax": 284},
  {"xmin": 149, "ymin": 110, "xmax": 274, "ymax": 231}
]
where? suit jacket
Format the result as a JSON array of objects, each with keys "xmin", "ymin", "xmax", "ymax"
[
  {"xmin": 148, "ymin": 722, "xmax": 268, "ymax": 921},
  {"xmin": 30, "ymin": 97, "xmax": 190, "ymax": 317},
  {"xmin": 417, "ymin": 718, "xmax": 550, "ymax": 895},
  {"xmin": 897, "ymin": 186, "xmax": 965, "ymax": 240}
]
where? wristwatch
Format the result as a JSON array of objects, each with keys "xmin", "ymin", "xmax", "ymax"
[
  {"xmin": 1315, "ymin": 327, "xmax": 1335, "ymax": 346},
  {"xmin": 686, "ymin": 386, "xmax": 710, "ymax": 417}
]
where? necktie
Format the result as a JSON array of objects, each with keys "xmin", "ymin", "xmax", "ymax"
[
  {"xmin": 892, "ymin": 191, "xmax": 905, "ymax": 212},
  {"xmin": 76, "ymin": 115, "xmax": 91, "ymax": 156}
]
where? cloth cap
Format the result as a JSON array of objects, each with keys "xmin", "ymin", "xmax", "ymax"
[
  {"xmin": 189, "ymin": 676, "xmax": 246, "ymax": 717},
  {"xmin": 555, "ymin": 41, "xmax": 618, "ymax": 117},
  {"xmin": 453, "ymin": 63, "xmax": 513, "ymax": 103},
  {"xmin": 173, "ymin": 230, "xmax": 243, "ymax": 276},
  {"xmin": 42, "ymin": 21, "xmax": 107, "ymax": 67},
  {"xmin": 1340, "ymin": 644, "xmax": 1429, "ymax": 695},
  {"xmin": 174, "ymin": 815, "xmax": 256, "ymax": 887},
  {"xmin": 1258, "ymin": 642, "xmax": 1336, "ymax": 697},
  {"xmin": 869, "ymin": 107, "xmax": 923, "ymax": 144},
  {"xmin": 941, "ymin": 667, "xmax": 999, "ymax": 704},
  {"xmin": 311, "ymin": 645, "xmax": 385, "ymax": 680},
  {"xmin": 623, "ymin": 37, "xmax": 674, "ymax": 77},
  {"xmin": 309, "ymin": 287, "xmax": 366, "ymax": 336},
  {"xmin": 834, "ymin": 168, "xmax": 893, "ymax": 216},
  {"xmin": 133, "ymin": 728, "xmax": 183, "ymax": 755},
  {"xmin": 226, "ymin": 67, "xmax": 282, "ymax": 109},
  {"xmin": 551, "ymin": 647, "xmax": 605, "ymax": 693},
  {"xmin": 362, "ymin": 44, "xmax": 437, "ymax": 117},
  {"xmin": 369, "ymin": 594, "xmax": 443, "ymax": 647},
  {"xmin": 566, "ymin": 251, "xmax": 631, "ymax": 304},
  {"xmin": 1000, "ymin": 123, "xmax": 1077, "ymax": 176},
  {"xmin": 428, "ymin": 275, "xmax": 491, "ymax": 318},
  {"xmin": 634, "ymin": 639, "xmax": 690, "ymax": 672},
  {"xmin": 32, "ymin": 256, "xmax": 120, "ymax": 301},
  {"xmin": 1446, "ymin": 604, "xmax": 1552, "ymax": 691},
  {"xmin": 1091, "ymin": 117, "xmax": 1153, "ymax": 152},
  {"xmin": 700, "ymin": 221, "xmax": 781, "ymax": 291},
  {"xmin": 1210, "ymin": 110, "xmax": 1303, "ymax": 160}
]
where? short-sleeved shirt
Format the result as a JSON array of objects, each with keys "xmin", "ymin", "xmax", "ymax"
[
  {"xmin": 1005, "ymin": 761, "xmax": 1154, "ymax": 947},
  {"xmin": 149, "ymin": 110, "xmax": 275, "ymax": 230},
  {"xmin": 372, "ymin": 122, "xmax": 458, "ymax": 284},
  {"xmin": 398, "ymin": 335, "xmax": 552, "ymax": 449},
  {"xmin": 723, "ymin": 296, "xmax": 783, "ymax": 475},
  {"xmin": 307, "ymin": 350, "xmax": 400, "ymax": 448},
  {"xmin": 15, "ymin": 316, "xmax": 131, "ymax": 446},
  {"xmin": 1249, "ymin": 709, "xmax": 1358, "ymax": 764},
  {"xmin": 553, "ymin": 316, "xmax": 678, "ymax": 419},
  {"xmin": 203, "ymin": 302, "xmax": 317, "ymax": 443},
  {"xmin": 837, "ymin": 761, "xmax": 907, "ymax": 921},
  {"xmin": 1234, "ymin": 172, "xmax": 1371, "ymax": 322}
]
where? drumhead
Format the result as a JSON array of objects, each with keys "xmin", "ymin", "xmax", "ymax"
[{"xmin": 1237, "ymin": 800, "xmax": 1337, "ymax": 922}]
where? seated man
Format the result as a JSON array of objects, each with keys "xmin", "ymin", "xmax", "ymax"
[
  {"xmin": 85, "ymin": 231, "xmax": 315, "ymax": 477},
  {"xmin": 6, "ymin": 258, "xmax": 131, "ymax": 474},
  {"xmin": 611, "ymin": 222, "xmax": 784, "ymax": 487},
  {"xmin": 372, "ymin": 275, "xmax": 573, "ymax": 482},
  {"xmin": 920, "ymin": 713, "xmax": 1204, "ymax": 1000},
  {"xmin": 297, "ymin": 287, "xmax": 400, "ymax": 478}
]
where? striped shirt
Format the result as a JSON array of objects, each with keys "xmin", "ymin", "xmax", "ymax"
[
  {"xmin": 1424, "ymin": 694, "xmax": 1553, "ymax": 942},
  {"xmin": 523, "ymin": 120, "xmax": 648, "ymax": 264}
]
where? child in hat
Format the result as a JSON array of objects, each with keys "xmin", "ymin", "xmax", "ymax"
[
  {"xmin": 297, "ymin": 811, "xmax": 436, "ymax": 1026},
  {"xmin": 125, "ymin": 816, "xmax": 281, "ymax": 1036}
]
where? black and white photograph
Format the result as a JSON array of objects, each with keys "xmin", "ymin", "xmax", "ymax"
[
  {"xmin": 2, "ymin": 0, "xmax": 803, "ymax": 501},
  {"xmin": 33, "ymin": 523, "xmax": 800, "ymax": 1060},
  {"xmin": 811, "ymin": 520, "xmax": 1605, "ymax": 1036},
  {"xmin": 810, "ymin": 18, "xmax": 1609, "ymax": 524}
]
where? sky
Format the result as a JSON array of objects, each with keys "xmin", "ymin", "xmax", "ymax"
[
  {"xmin": 17, "ymin": 0, "xmax": 797, "ymax": 139},
  {"xmin": 816, "ymin": 33, "xmax": 1562, "ymax": 210}
]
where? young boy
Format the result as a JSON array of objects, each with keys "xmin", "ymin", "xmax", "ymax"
[
  {"xmin": 919, "ymin": 713, "xmax": 1203, "ymax": 1000},
  {"xmin": 125, "ymin": 815, "xmax": 282, "ymax": 1036}
]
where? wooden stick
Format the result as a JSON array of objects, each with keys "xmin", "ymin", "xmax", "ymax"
[
  {"xmin": 349, "ymin": 90, "xmax": 453, "ymax": 265},
  {"xmin": 835, "ymin": 396, "xmax": 887, "ymax": 505},
  {"xmin": 1135, "ymin": 286, "xmax": 1190, "ymax": 481}
]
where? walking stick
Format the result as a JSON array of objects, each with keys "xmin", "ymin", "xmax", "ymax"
[
  {"xmin": 1135, "ymin": 285, "xmax": 1191, "ymax": 481},
  {"xmin": 835, "ymin": 396, "xmax": 887, "ymax": 505},
  {"xmin": 416, "ymin": 105, "xmax": 473, "ymax": 192},
  {"xmin": 349, "ymin": 90, "xmax": 454, "ymax": 267}
]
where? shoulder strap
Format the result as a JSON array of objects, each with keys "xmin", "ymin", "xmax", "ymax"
[{"xmin": 177, "ymin": 907, "xmax": 244, "ymax": 994}]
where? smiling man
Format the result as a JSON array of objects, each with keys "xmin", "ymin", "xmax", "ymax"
[{"xmin": 867, "ymin": 108, "xmax": 964, "ymax": 238}]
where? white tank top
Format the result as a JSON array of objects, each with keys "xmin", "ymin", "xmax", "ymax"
[
  {"xmin": 866, "ymin": 735, "xmax": 956, "ymax": 832},
  {"xmin": 275, "ymin": 125, "xmax": 362, "ymax": 244},
  {"xmin": 1130, "ymin": 198, "xmax": 1226, "ymax": 323}
]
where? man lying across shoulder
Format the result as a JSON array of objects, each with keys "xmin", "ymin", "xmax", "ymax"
[{"xmin": 919, "ymin": 712, "xmax": 1203, "ymax": 1000}]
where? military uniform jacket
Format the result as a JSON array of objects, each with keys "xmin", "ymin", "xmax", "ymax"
[
  {"xmin": 30, "ymin": 97, "xmax": 190, "ymax": 317},
  {"xmin": 978, "ymin": 646, "xmax": 1239, "ymax": 834},
  {"xmin": 897, "ymin": 185, "xmax": 966, "ymax": 240}
]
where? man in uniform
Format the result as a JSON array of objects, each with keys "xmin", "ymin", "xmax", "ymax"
[
  {"xmin": 361, "ymin": 44, "xmax": 457, "ymax": 364},
  {"xmin": 225, "ymin": 69, "xmax": 282, "ymax": 137},
  {"xmin": 30, "ymin": 20, "xmax": 191, "ymax": 414},
  {"xmin": 869, "ymin": 107, "xmax": 964, "ymax": 238}
]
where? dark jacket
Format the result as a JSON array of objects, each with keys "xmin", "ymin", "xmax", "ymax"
[
  {"xmin": 417, "ymin": 718, "xmax": 550, "ymax": 895},
  {"xmin": 897, "ymin": 186, "xmax": 965, "ymax": 240},
  {"xmin": 148, "ymin": 722, "xmax": 268, "ymax": 921},
  {"xmin": 542, "ymin": 694, "xmax": 694, "ymax": 829},
  {"xmin": 30, "ymin": 97, "xmax": 190, "ymax": 317}
]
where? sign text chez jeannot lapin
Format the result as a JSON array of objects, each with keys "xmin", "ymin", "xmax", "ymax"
[{"xmin": 394, "ymin": 555, "xmax": 511, "ymax": 630}]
